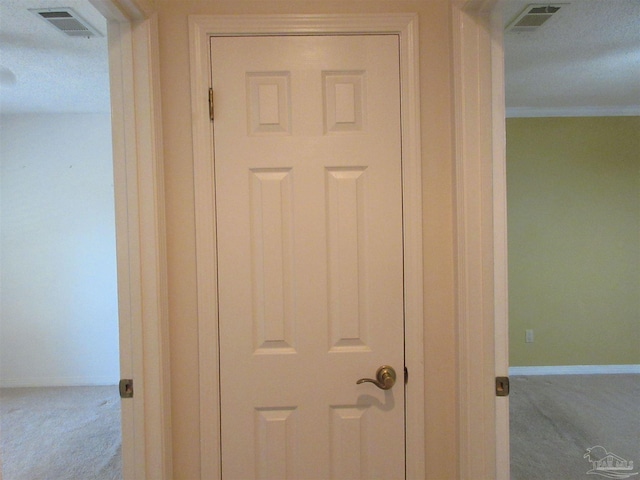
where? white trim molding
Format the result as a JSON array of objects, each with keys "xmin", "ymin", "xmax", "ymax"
[
  {"xmin": 91, "ymin": 1, "xmax": 171, "ymax": 478},
  {"xmin": 510, "ymin": 365, "xmax": 640, "ymax": 376},
  {"xmin": 489, "ymin": 5, "xmax": 511, "ymax": 480},
  {"xmin": 0, "ymin": 376, "xmax": 119, "ymax": 388},
  {"xmin": 507, "ymin": 105, "xmax": 640, "ymax": 118},
  {"xmin": 190, "ymin": 13, "xmax": 424, "ymax": 480},
  {"xmin": 452, "ymin": 1, "xmax": 509, "ymax": 479}
]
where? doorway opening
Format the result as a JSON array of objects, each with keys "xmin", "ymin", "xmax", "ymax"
[
  {"xmin": 0, "ymin": 1, "xmax": 121, "ymax": 478},
  {"xmin": 502, "ymin": 2, "xmax": 640, "ymax": 478}
]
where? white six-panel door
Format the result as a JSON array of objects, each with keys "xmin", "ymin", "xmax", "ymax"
[{"xmin": 211, "ymin": 34, "xmax": 405, "ymax": 479}]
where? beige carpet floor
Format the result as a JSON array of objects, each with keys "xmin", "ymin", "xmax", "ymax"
[
  {"xmin": 510, "ymin": 374, "xmax": 640, "ymax": 480},
  {"xmin": 0, "ymin": 386, "xmax": 121, "ymax": 480}
]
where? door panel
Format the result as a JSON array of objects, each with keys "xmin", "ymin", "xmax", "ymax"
[{"xmin": 211, "ymin": 34, "xmax": 404, "ymax": 479}]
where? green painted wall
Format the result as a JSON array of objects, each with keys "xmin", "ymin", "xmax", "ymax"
[{"xmin": 507, "ymin": 117, "xmax": 640, "ymax": 366}]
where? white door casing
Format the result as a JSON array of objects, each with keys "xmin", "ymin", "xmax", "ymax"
[
  {"xmin": 452, "ymin": 1, "xmax": 509, "ymax": 478},
  {"xmin": 91, "ymin": 1, "xmax": 172, "ymax": 478},
  {"xmin": 190, "ymin": 14, "xmax": 424, "ymax": 480},
  {"xmin": 212, "ymin": 34, "xmax": 404, "ymax": 479}
]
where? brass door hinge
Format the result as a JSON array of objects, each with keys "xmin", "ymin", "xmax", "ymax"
[
  {"xmin": 208, "ymin": 88, "xmax": 214, "ymax": 121},
  {"xmin": 495, "ymin": 376, "xmax": 510, "ymax": 397}
]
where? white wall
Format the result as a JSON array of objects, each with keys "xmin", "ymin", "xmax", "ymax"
[{"xmin": 0, "ymin": 113, "xmax": 119, "ymax": 386}]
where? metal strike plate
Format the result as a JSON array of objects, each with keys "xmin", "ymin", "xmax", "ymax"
[
  {"xmin": 495, "ymin": 376, "xmax": 510, "ymax": 397},
  {"xmin": 119, "ymin": 379, "xmax": 134, "ymax": 398}
]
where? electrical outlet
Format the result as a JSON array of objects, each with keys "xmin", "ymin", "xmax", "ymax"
[{"xmin": 525, "ymin": 329, "xmax": 534, "ymax": 343}]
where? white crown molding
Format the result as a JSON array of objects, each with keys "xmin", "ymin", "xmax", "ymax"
[
  {"xmin": 506, "ymin": 105, "xmax": 640, "ymax": 118},
  {"xmin": 510, "ymin": 365, "xmax": 640, "ymax": 375}
]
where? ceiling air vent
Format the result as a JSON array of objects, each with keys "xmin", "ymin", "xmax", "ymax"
[
  {"xmin": 30, "ymin": 8, "xmax": 102, "ymax": 37},
  {"xmin": 506, "ymin": 4, "xmax": 567, "ymax": 33}
]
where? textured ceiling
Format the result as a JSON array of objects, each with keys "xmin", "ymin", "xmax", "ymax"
[
  {"xmin": 0, "ymin": 1, "xmax": 639, "ymax": 116},
  {"xmin": 503, "ymin": 0, "xmax": 640, "ymax": 116},
  {"xmin": 0, "ymin": 0, "xmax": 109, "ymax": 114}
]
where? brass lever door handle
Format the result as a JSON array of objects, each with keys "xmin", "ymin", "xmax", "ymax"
[{"xmin": 356, "ymin": 365, "xmax": 396, "ymax": 390}]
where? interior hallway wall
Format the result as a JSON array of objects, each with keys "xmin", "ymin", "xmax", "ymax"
[{"xmin": 0, "ymin": 113, "xmax": 119, "ymax": 386}]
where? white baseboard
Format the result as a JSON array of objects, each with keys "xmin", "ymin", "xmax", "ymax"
[
  {"xmin": 0, "ymin": 376, "xmax": 118, "ymax": 388},
  {"xmin": 509, "ymin": 365, "xmax": 640, "ymax": 376},
  {"xmin": 506, "ymin": 106, "xmax": 640, "ymax": 118}
]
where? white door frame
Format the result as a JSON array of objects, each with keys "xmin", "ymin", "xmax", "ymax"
[
  {"xmin": 189, "ymin": 13, "xmax": 424, "ymax": 479},
  {"xmin": 89, "ymin": 1, "xmax": 172, "ymax": 478},
  {"xmin": 452, "ymin": 1, "xmax": 509, "ymax": 478}
]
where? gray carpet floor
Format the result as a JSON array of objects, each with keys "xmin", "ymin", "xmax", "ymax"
[
  {"xmin": 1, "ymin": 377, "xmax": 638, "ymax": 479},
  {"xmin": 0, "ymin": 386, "xmax": 121, "ymax": 480},
  {"xmin": 510, "ymin": 374, "xmax": 640, "ymax": 480}
]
